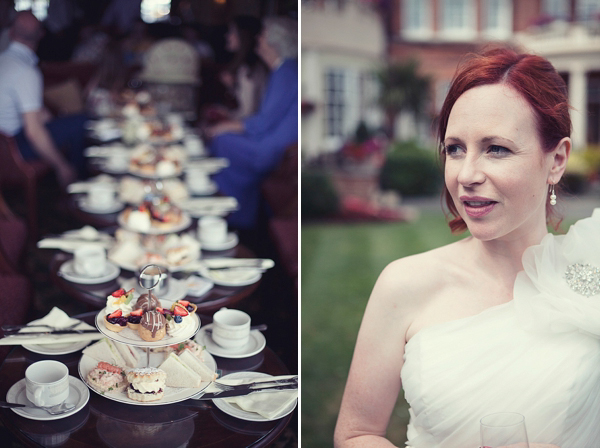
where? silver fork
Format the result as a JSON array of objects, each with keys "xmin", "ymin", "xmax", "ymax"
[
  {"xmin": 1, "ymin": 321, "xmax": 81, "ymax": 333},
  {"xmin": 213, "ymin": 376, "xmax": 298, "ymax": 392}
]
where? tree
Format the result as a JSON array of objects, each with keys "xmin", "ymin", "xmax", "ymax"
[{"xmin": 377, "ymin": 59, "xmax": 430, "ymax": 140}]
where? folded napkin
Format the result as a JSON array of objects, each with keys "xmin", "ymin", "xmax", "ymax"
[
  {"xmin": 37, "ymin": 238, "xmax": 110, "ymax": 252},
  {"xmin": 205, "ymin": 375, "xmax": 298, "ymax": 420},
  {"xmin": 0, "ymin": 307, "xmax": 101, "ymax": 346}
]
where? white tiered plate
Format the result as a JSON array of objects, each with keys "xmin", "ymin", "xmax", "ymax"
[
  {"xmin": 95, "ymin": 299, "xmax": 200, "ymax": 348},
  {"xmin": 117, "ymin": 210, "xmax": 192, "ymax": 235},
  {"xmin": 78, "ymin": 350, "xmax": 216, "ymax": 406}
]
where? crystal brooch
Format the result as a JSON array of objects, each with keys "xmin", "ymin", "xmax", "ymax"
[{"xmin": 565, "ymin": 263, "xmax": 600, "ymax": 297}]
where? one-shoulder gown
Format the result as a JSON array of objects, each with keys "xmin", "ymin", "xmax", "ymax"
[{"xmin": 401, "ymin": 209, "xmax": 600, "ymax": 447}]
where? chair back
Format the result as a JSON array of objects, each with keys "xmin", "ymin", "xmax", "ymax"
[
  {"xmin": 0, "ymin": 133, "xmax": 36, "ymax": 186},
  {"xmin": 261, "ymin": 142, "xmax": 298, "ymax": 218}
]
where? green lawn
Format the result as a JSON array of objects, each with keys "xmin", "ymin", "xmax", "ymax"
[
  {"xmin": 301, "ymin": 211, "xmax": 466, "ymax": 447},
  {"xmin": 301, "ymin": 211, "xmax": 579, "ymax": 447}
]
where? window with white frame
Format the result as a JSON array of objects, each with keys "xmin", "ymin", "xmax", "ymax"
[
  {"xmin": 542, "ymin": 0, "xmax": 569, "ymax": 20},
  {"xmin": 324, "ymin": 69, "xmax": 346, "ymax": 139},
  {"xmin": 439, "ymin": 0, "xmax": 476, "ymax": 40},
  {"xmin": 576, "ymin": 0, "xmax": 600, "ymax": 22},
  {"xmin": 402, "ymin": 0, "xmax": 433, "ymax": 40},
  {"xmin": 481, "ymin": 0, "xmax": 513, "ymax": 39},
  {"xmin": 14, "ymin": 0, "xmax": 48, "ymax": 20}
]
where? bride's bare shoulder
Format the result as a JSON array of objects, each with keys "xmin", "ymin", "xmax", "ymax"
[{"xmin": 372, "ymin": 239, "xmax": 467, "ymax": 308}]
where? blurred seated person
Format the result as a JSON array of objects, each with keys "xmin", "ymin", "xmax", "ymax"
[
  {"xmin": 0, "ymin": 11, "xmax": 88, "ymax": 187},
  {"xmin": 204, "ymin": 17, "xmax": 297, "ymax": 233},
  {"xmin": 220, "ymin": 15, "xmax": 268, "ymax": 119}
]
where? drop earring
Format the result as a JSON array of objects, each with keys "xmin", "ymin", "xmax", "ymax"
[{"xmin": 549, "ymin": 184, "xmax": 557, "ymax": 206}]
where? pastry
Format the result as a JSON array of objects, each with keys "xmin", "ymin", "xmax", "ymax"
[
  {"xmin": 134, "ymin": 292, "xmax": 160, "ymax": 312},
  {"xmin": 126, "ymin": 367, "xmax": 167, "ymax": 402},
  {"xmin": 138, "ymin": 310, "xmax": 166, "ymax": 341},
  {"xmin": 105, "ymin": 287, "xmax": 135, "ymax": 316},
  {"xmin": 104, "ymin": 309, "xmax": 128, "ymax": 333},
  {"xmin": 173, "ymin": 300, "xmax": 197, "ymax": 315},
  {"xmin": 87, "ymin": 362, "xmax": 128, "ymax": 393},
  {"xmin": 127, "ymin": 308, "xmax": 144, "ymax": 330}
]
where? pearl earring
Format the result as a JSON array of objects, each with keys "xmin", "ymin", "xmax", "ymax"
[{"xmin": 549, "ymin": 184, "xmax": 557, "ymax": 206}]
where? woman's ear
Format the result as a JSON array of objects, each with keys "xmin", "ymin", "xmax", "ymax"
[{"xmin": 548, "ymin": 137, "xmax": 571, "ymax": 185}]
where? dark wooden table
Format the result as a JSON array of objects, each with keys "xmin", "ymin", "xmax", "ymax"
[{"xmin": 0, "ymin": 312, "xmax": 296, "ymax": 448}]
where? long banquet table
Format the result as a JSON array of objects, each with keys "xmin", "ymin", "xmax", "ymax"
[{"xmin": 0, "ymin": 312, "xmax": 295, "ymax": 447}]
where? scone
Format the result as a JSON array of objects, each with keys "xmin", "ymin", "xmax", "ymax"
[
  {"xmin": 138, "ymin": 310, "xmax": 166, "ymax": 341},
  {"xmin": 126, "ymin": 367, "xmax": 167, "ymax": 402}
]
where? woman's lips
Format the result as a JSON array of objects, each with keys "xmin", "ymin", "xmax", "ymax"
[{"xmin": 461, "ymin": 197, "xmax": 497, "ymax": 218}]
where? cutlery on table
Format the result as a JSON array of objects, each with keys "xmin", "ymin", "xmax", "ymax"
[
  {"xmin": 2, "ymin": 329, "xmax": 99, "ymax": 337},
  {"xmin": 194, "ymin": 258, "xmax": 275, "ymax": 271},
  {"xmin": 1, "ymin": 322, "xmax": 82, "ymax": 332},
  {"xmin": 212, "ymin": 375, "xmax": 297, "ymax": 392},
  {"xmin": 0, "ymin": 401, "xmax": 75, "ymax": 415},
  {"xmin": 192, "ymin": 383, "xmax": 298, "ymax": 400}
]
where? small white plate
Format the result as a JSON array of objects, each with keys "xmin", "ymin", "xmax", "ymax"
[
  {"xmin": 195, "ymin": 324, "xmax": 266, "ymax": 359},
  {"xmin": 188, "ymin": 181, "xmax": 218, "ymax": 196},
  {"xmin": 78, "ymin": 351, "xmax": 216, "ymax": 406},
  {"xmin": 185, "ymin": 275, "xmax": 214, "ymax": 297},
  {"xmin": 6, "ymin": 376, "xmax": 90, "ymax": 421},
  {"xmin": 95, "ymin": 299, "xmax": 200, "ymax": 348},
  {"xmin": 200, "ymin": 266, "xmax": 261, "ymax": 287},
  {"xmin": 78, "ymin": 198, "xmax": 124, "ymax": 214},
  {"xmin": 211, "ymin": 372, "xmax": 297, "ymax": 421},
  {"xmin": 201, "ymin": 233, "xmax": 238, "ymax": 251},
  {"xmin": 59, "ymin": 260, "xmax": 121, "ymax": 284}
]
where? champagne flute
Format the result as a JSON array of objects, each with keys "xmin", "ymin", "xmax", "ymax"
[{"xmin": 480, "ymin": 412, "xmax": 529, "ymax": 448}]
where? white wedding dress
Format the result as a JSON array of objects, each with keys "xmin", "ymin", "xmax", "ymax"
[{"xmin": 401, "ymin": 209, "xmax": 600, "ymax": 448}]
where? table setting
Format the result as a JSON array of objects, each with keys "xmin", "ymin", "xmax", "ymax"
[{"xmin": 0, "ymin": 261, "xmax": 297, "ymax": 447}]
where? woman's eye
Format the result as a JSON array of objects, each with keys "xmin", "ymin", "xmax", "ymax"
[
  {"xmin": 488, "ymin": 145, "xmax": 510, "ymax": 155},
  {"xmin": 444, "ymin": 144, "xmax": 462, "ymax": 156}
]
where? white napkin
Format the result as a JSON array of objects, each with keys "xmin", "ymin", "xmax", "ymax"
[
  {"xmin": 207, "ymin": 375, "xmax": 298, "ymax": 419},
  {"xmin": 0, "ymin": 307, "xmax": 102, "ymax": 345},
  {"xmin": 37, "ymin": 238, "xmax": 110, "ymax": 252}
]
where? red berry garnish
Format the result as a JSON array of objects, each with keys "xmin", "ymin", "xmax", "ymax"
[
  {"xmin": 108, "ymin": 309, "xmax": 122, "ymax": 319},
  {"xmin": 130, "ymin": 309, "xmax": 143, "ymax": 317},
  {"xmin": 178, "ymin": 300, "xmax": 190, "ymax": 307},
  {"xmin": 111, "ymin": 288, "xmax": 125, "ymax": 297},
  {"xmin": 173, "ymin": 305, "xmax": 189, "ymax": 317},
  {"xmin": 156, "ymin": 307, "xmax": 165, "ymax": 314}
]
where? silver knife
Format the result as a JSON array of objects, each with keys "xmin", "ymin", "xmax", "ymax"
[
  {"xmin": 194, "ymin": 383, "xmax": 298, "ymax": 400},
  {"xmin": 3, "ymin": 329, "xmax": 99, "ymax": 337},
  {"xmin": 212, "ymin": 376, "xmax": 297, "ymax": 391}
]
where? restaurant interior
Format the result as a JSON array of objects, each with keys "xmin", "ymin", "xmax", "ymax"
[{"xmin": 0, "ymin": 0, "xmax": 298, "ymax": 446}]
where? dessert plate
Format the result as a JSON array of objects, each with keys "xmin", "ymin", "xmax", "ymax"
[
  {"xmin": 199, "ymin": 267, "xmax": 261, "ymax": 287},
  {"xmin": 78, "ymin": 350, "xmax": 216, "ymax": 406},
  {"xmin": 120, "ymin": 277, "xmax": 188, "ymax": 303},
  {"xmin": 108, "ymin": 252, "xmax": 200, "ymax": 273},
  {"xmin": 95, "ymin": 299, "xmax": 200, "ymax": 348},
  {"xmin": 6, "ymin": 376, "xmax": 90, "ymax": 421},
  {"xmin": 78, "ymin": 197, "xmax": 124, "ymax": 214},
  {"xmin": 195, "ymin": 324, "xmax": 266, "ymax": 359},
  {"xmin": 201, "ymin": 233, "xmax": 239, "ymax": 251},
  {"xmin": 22, "ymin": 315, "xmax": 92, "ymax": 354},
  {"xmin": 211, "ymin": 372, "xmax": 297, "ymax": 422},
  {"xmin": 59, "ymin": 260, "xmax": 120, "ymax": 285},
  {"xmin": 117, "ymin": 211, "xmax": 192, "ymax": 235}
]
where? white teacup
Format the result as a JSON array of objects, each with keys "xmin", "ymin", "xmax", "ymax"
[
  {"xmin": 186, "ymin": 168, "xmax": 211, "ymax": 192},
  {"xmin": 73, "ymin": 244, "xmax": 107, "ymax": 277},
  {"xmin": 212, "ymin": 308, "xmax": 251, "ymax": 349},
  {"xmin": 198, "ymin": 216, "xmax": 227, "ymax": 244},
  {"xmin": 87, "ymin": 183, "xmax": 116, "ymax": 210},
  {"xmin": 25, "ymin": 360, "xmax": 69, "ymax": 407}
]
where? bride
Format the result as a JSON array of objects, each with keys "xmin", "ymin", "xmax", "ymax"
[{"xmin": 334, "ymin": 46, "xmax": 600, "ymax": 448}]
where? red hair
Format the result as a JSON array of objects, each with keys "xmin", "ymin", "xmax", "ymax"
[{"xmin": 437, "ymin": 46, "xmax": 571, "ymax": 233}]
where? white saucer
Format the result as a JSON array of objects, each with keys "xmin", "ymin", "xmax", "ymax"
[
  {"xmin": 188, "ymin": 181, "xmax": 218, "ymax": 196},
  {"xmin": 78, "ymin": 197, "xmax": 124, "ymax": 214},
  {"xmin": 195, "ymin": 324, "xmax": 266, "ymax": 359},
  {"xmin": 59, "ymin": 260, "xmax": 120, "ymax": 284},
  {"xmin": 6, "ymin": 376, "xmax": 90, "ymax": 421},
  {"xmin": 211, "ymin": 372, "xmax": 297, "ymax": 421},
  {"xmin": 201, "ymin": 233, "xmax": 239, "ymax": 251},
  {"xmin": 200, "ymin": 266, "xmax": 262, "ymax": 287}
]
